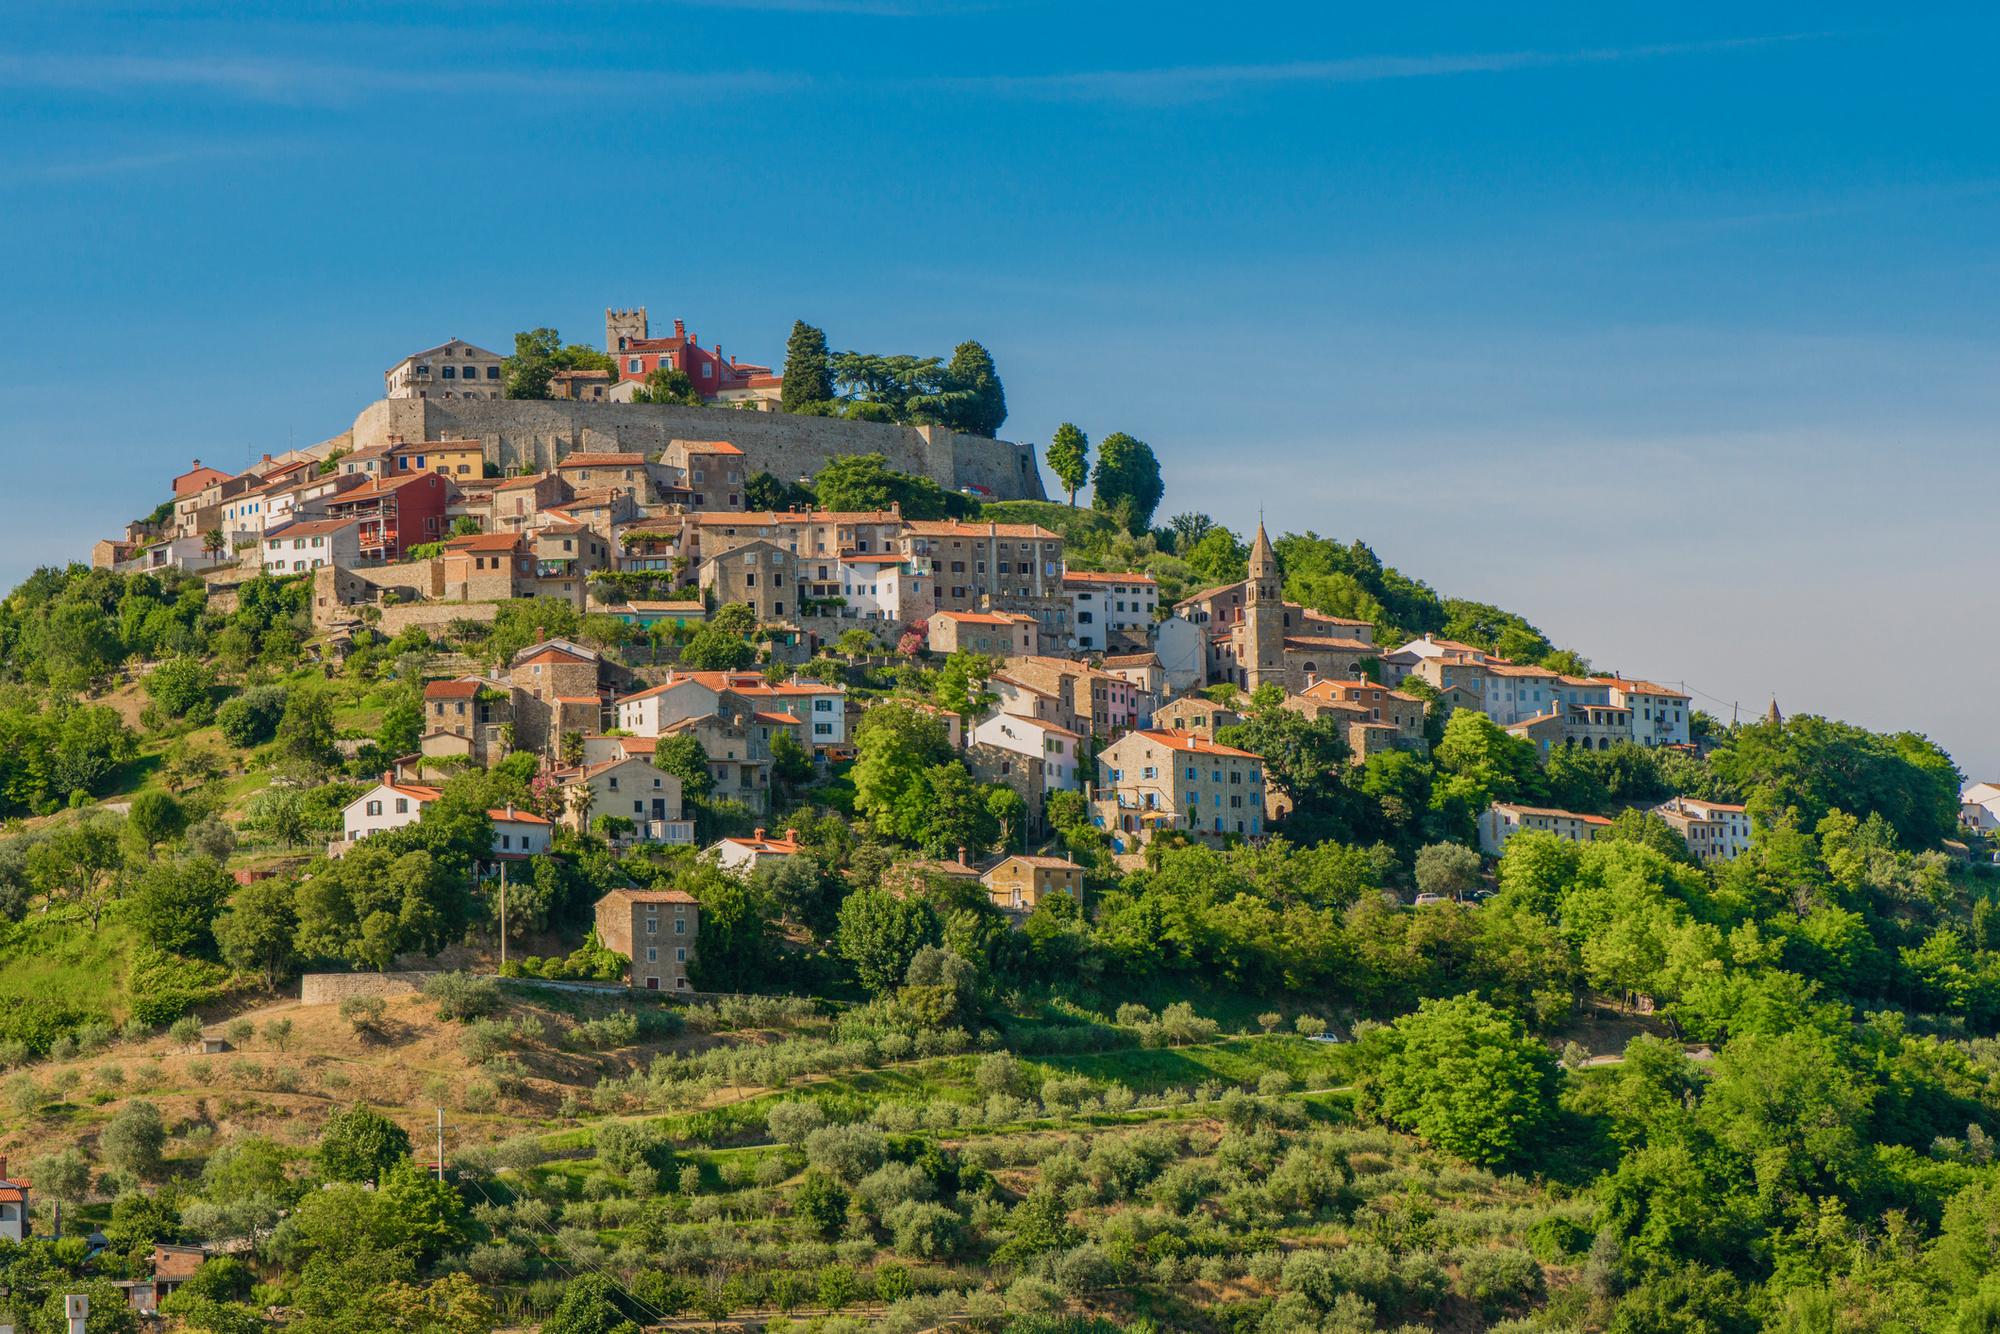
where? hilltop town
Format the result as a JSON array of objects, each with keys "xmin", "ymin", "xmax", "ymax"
[{"xmin": 2, "ymin": 306, "xmax": 1997, "ymax": 1334}]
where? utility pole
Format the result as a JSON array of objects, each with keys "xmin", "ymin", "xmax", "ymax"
[
  {"xmin": 498, "ymin": 861, "xmax": 508, "ymax": 973},
  {"xmin": 435, "ymin": 1106, "xmax": 444, "ymax": 1184}
]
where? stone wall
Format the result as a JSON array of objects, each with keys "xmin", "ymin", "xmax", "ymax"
[
  {"xmin": 299, "ymin": 971, "xmax": 435, "ymax": 1005},
  {"xmin": 343, "ymin": 398, "xmax": 1048, "ymax": 501},
  {"xmin": 377, "ymin": 600, "xmax": 498, "ymax": 636}
]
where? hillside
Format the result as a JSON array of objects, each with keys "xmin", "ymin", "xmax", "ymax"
[{"xmin": 0, "ymin": 509, "xmax": 1994, "ymax": 1334}]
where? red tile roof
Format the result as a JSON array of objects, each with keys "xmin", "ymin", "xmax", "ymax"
[{"xmin": 1129, "ymin": 730, "xmax": 1263, "ymax": 760}]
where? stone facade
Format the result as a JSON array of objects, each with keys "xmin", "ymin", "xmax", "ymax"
[{"xmin": 337, "ymin": 397, "xmax": 1048, "ymax": 500}]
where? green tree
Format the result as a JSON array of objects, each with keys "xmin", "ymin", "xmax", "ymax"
[
  {"xmin": 793, "ymin": 1169, "xmax": 849, "ymax": 1238},
  {"xmin": 145, "ymin": 655, "xmax": 215, "ymax": 721},
  {"xmin": 1045, "ymin": 423, "xmax": 1090, "ymax": 507},
  {"xmin": 1090, "ymin": 432, "xmax": 1164, "ymax": 535},
  {"xmin": 275, "ymin": 687, "xmax": 339, "ymax": 771},
  {"xmin": 679, "ymin": 624, "xmax": 756, "ymax": 671},
  {"xmin": 781, "ymin": 320, "xmax": 835, "ymax": 411},
  {"xmin": 941, "ymin": 339, "xmax": 1006, "ymax": 437},
  {"xmin": 376, "ymin": 685, "xmax": 423, "ymax": 759},
  {"xmin": 932, "ymin": 650, "xmax": 998, "ymax": 718},
  {"xmin": 129, "ymin": 856, "xmax": 232, "ymax": 957},
  {"xmin": 127, "ymin": 789, "xmax": 187, "ymax": 849},
  {"xmin": 215, "ymin": 877, "xmax": 300, "ymax": 988},
  {"xmin": 318, "ymin": 1104, "xmax": 411, "ymax": 1184},
  {"xmin": 502, "ymin": 327, "xmax": 619, "ymax": 400},
  {"xmin": 1362, "ymin": 994, "xmax": 1561, "ymax": 1166},
  {"xmin": 632, "ymin": 365, "xmax": 700, "ymax": 405},
  {"xmin": 835, "ymin": 889, "xmax": 941, "ymax": 995},
  {"xmin": 852, "ymin": 702, "xmax": 953, "ymax": 834},
  {"xmin": 217, "ymin": 684, "xmax": 288, "ymax": 747},
  {"xmin": 541, "ymin": 1273, "xmax": 628, "ymax": 1334},
  {"xmin": 654, "ymin": 733, "xmax": 716, "ymax": 801},
  {"xmin": 1413, "ymin": 842, "xmax": 1483, "ymax": 900},
  {"xmin": 101, "ymin": 1099, "xmax": 168, "ymax": 1180},
  {"xmin": 812, "ymin": 452, "xmax": 969, "ymax": 520}
]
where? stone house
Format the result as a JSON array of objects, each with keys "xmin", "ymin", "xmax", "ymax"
[
  {"xmin": 980, "ymin": 855, "xmax": 1085, "ymax": 913},
  {"xmin": 927, "ymin": 610, "xmax": 1039, "ymax": 658},
  {"xmin": 593, "ymin": 888, "xmax": 698, "ymax": 991},
  {"xmin": 385, "ymin": 338, "xmax": 504, "ymax": 400},
  {"xmin": 699, "ymin": 539, "xmax": 798, "ymax": 623},
  {"xmin": 563, "ymin": 756, "xmax": 692, "ymax": 845},
  {"xmin": 1092, "ymin": 730, "xmax": 1267, "ymax": 851},
  {"xmin": 1476, "ymin": 803, "xmax": 1611, "ymax": 855}
]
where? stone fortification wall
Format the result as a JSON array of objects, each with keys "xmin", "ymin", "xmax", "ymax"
[{"xmin": 346, "ymin": 398, "xmax": 1048, "ymax": 500}]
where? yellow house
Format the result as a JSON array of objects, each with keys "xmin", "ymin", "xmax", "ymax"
[{"xmin": 980, "ymin": 855, "xmax": 1085, "ymax": 912}]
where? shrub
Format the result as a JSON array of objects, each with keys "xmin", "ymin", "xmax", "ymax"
[
  {"xmin": 767, "ymin": 1100, "xmax": 828, "ymax": 1145},
  {"xmin": 804, "ymin": 1124, "xmax": 886, "ymax": 1184},
  {"xmin": 101, "ymin": 1100, "xmax": 167, "ymax": 1180},
  {"xmin": 169, "ymin": 1016, "xmax": 202, "ymax": 1046},
  {"xmin": 884, "ymin": 1200, "xmax": 965, "ymax": 1260},
  {"xmin": 422, "ymin": 971, "xmax": 502, "ymax": 1023},
  {"xmin": 339, "ymin": 994, "xmax": 387, "ymax": 1035}
]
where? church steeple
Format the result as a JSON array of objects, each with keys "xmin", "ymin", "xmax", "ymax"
[
  {"xmin": 1247, "ymin": 522, "xmax": 1278, "ymax": 600},
  {"xmin": 1242, "ymin": 520, "xmax": 1286, "ymax": 692}
]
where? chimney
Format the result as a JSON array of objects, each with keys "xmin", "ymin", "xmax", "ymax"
[
  {"xmin": 191, "ymin": 458, "xmax": 200, "ymax": 468},
  {"xmin": 957, "ymin": 846, "xmax": 969, "ymax": 867},
  {"xmin": 784, "ymin": 827, "xmax": 798, "ymax": 843},
  {"xmin": 382, "ymin": 770, "xmax": 393, "ymax": 786},
  {"xmin": 753, "ymin": 827, "xmax": 766, "ymax": 841}
]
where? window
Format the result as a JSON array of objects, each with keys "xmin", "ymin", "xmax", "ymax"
[
  {"xmin": 645, "ymin": 917, "xmax": 657, "ymax": 934},
  {"xmin": 441, "ymin": 365, "xmax": 456, "ymax": 379},
  {"xmin": 646, "ymin": 947, "xmax": 657, "ymax": 962},
  {"xmin": 486, "ymin": 365, "xmax": 500, "ymax": 379},
  {"xmin": 628, "ymin": 358, "xmax": 642, "ymax": 373},
  {"xmin": 676, "ymin": 947, "xmax": 687, "ymax": 962},
  {"xmin": 674, "ymin": 918, "xmax": 686, "ymax": 935},
  {"xmin": 394, "ymin": 797, "xmax": 409, "ymax": 814},
  {"xmin": 365, "ymin": 799, "xmax": 382, "ymax": 817}
]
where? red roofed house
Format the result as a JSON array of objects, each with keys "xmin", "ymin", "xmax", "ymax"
[
  {"xmin": 1092, "ymin": 730, "xmax": 1267, "ymax": 850},
  {"xmin": 705, "ymin": 826, "xmax": 803, "ymax": 873},
  {"xmin": 173, "ymin": 460, "xmax": 231, "ymax": 499},
  {"xmin": 320, "ymin": 470, "xmax": 455, "ymax": 562},
  {"xmin": 0, "ymin": 1156, "xmax": 28, "ymax": 1241},
  {"xmin": 605, "ymin": 308, "xmax": 782, "ymax": 408},
  {"xmin": 594, "ymin": 887, "xmax": 700, "ymax": 991}
]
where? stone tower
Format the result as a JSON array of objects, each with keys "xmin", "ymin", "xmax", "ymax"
[
  {"xmin": 1243, "ymin": 521, "xmax": 1286, "ymax": 693},
  {"xmin": 604, "ymin": 307, "xmax": 649, "ymax": 354}
]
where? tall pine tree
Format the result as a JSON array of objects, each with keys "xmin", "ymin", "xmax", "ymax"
[
  {"xmin": 781, "ymin": 320, "xmax": 834, "ymax": 412},
  {"xmin": 1045, "ymin": 422, "xmax": 1089, "ymax": 505}
]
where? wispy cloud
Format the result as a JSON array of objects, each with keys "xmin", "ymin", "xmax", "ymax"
[
  {"xmin": 936, "ymin": 34, "xmax": 1826, "ymax": 104},
  {"xmin": 1, "ymin": 140, "xmax": 292, "ymax": 184},
  {"xmin": 0, "ymin": 51, "xmax": 799, "ymax": 104}
]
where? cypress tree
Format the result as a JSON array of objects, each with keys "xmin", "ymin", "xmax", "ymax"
[{"xmin": 781, "ymin": 320, "xmax": 834, "ymax": 412}]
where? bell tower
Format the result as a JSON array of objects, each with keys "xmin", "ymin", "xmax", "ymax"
[
  {"xmin": 605, "ymin": 307, "xmax": 649, "ymax": 354},
  {"xmin": 1244, "ymin": 521, "xmax": 1285, "ymax": 692}
]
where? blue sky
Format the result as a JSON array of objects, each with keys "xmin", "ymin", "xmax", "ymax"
[{"xmin": 4, "ymin": 4, "xmax": 1998, "ymax": 774}]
